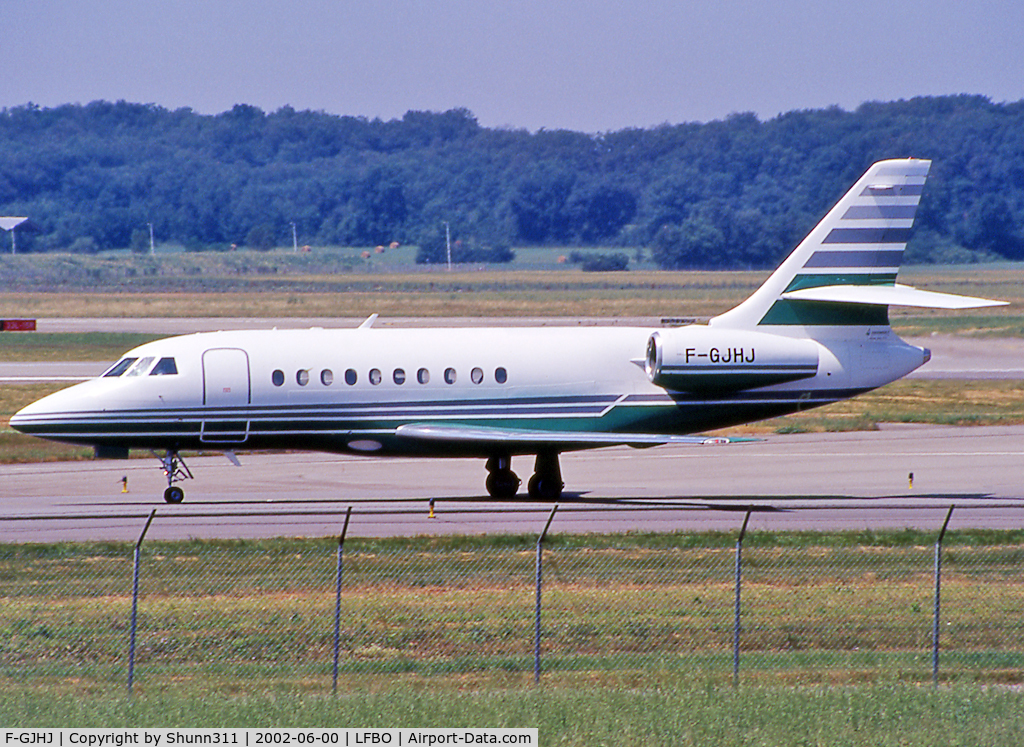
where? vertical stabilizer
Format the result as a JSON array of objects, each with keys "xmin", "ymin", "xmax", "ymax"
[{"xmin": 710, "ymin": 158, "xmax": 931, "ymax": 331}]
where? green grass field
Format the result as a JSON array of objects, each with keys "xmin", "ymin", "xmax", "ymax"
[
  {"xmin": 3, "ymin": 686, "xmax": 1024, "ymax": 745},
  {"xmin": 0, "ymin": 333, "xmax": 162, "ymax": 362},
  {"xmin": 2, "ymin": 532, "xmax": 1021, "ymax": 697},
  {"xmin": 2, "ymin": 532, "xmax": 1023, "ymax": 743}
]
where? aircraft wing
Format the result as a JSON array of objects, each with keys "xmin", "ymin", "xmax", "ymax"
[{"xmin": 395, "ymin": 423, "xmax": 757, "ymax": 449}]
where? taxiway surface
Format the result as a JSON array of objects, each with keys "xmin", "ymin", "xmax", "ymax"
[{"xmin": 2, "ymin": 425, "xmax": 1022, "ymax": 542}]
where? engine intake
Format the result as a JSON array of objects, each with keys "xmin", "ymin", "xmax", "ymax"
[{"xmin": 645, "ymin": 326, "xmax": 819, "ymax": 393}]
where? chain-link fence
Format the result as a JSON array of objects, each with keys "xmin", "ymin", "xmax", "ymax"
[{"xmin": 1, "ymin": 509, "xmax": 1022, "ymax": 695}]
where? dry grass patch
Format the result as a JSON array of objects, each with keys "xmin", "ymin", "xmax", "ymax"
[
  {"xmin": 752, "ymin": 379, "xmax": 1024, "ymax": 433},
  {"xmin": 0, "ymin": 264, "xmax": 1016, "ymax": 328}
]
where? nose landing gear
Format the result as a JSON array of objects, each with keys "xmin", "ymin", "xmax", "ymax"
[
  {"xmin": 157, "ymin": 450, "xmax": 193, "ymax": 503},
  {"xmin": 164, "ymin": 485, "xmax": 185, "ymax": 504}
]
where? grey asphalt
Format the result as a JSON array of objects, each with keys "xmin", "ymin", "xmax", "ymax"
[{"xmin": 1, "ymin": 425, "xmax": 1022, "ymax": 542}]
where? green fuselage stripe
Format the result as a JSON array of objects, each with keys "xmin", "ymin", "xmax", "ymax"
[
  {"xmin": 762, "ymin": 271, "xmax": 895, "ymax": 326},
  {"xmin": 17, "ymin": 390, "xmax": 859, "ymax": 457},
  {"xmin": 759, "ymin": 299, "xmax": 889, "ymax": 326},
  {"xmin": 783, "ymin": 273, "xmax": 898, "ymax": 292}
]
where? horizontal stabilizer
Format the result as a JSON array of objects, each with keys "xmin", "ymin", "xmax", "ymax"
[
  {"xmin": 396, "ymin": 423, "xmax": 757, "ymax": 449},
  {"xmin": 781, "ymin": 284, "xmax": 1007, "ymax": 309}
]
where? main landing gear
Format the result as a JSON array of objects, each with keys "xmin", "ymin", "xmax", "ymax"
[
  {"xmin": 158, "ymin": 450, "xmax": 193, "ymax": 504},
  {"xmin": 485, "ymin": 455, "xmax": 520, "ymax": 499},
  {"xmin": 528, "ymin": 451, "xmax": 563, "ymax": 501},
  {"xmin": 485, "ymin": 452, "xmax": 564, "ymax": 501}
]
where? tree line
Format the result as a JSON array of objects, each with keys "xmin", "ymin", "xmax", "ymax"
[{"xmin": 0, "ymin": 95, "xmax": 1022, "ymax": 268}]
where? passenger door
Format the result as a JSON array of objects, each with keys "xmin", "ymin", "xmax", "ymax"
[{"xmin": 201, "ymin": 348, "xmax": 251, "ymax": 443}]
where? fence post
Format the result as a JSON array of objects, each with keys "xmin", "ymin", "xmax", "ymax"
[
  {"xmin": 733, "ymin": 509, "xmax": 752, "ymax": 688},
  {"xmin": 332, "ymin": 507, "xmax": 353, "ymax": 694},
  {"xmin": 127, "ymin": 509, "xmax": 156, "ymax": 697},
  {"xmin": 932, "ymin": 504, "xmax": 955, "ymax": 687},
  {"xmin": 534, "ymin": 505, "xmax": 558, "ymax": 684}
]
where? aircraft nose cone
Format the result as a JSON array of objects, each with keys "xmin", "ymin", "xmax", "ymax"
[
  {"xmin": 10, "ymin": 383, "xmax": 99, "ymax": 434},
  {"xmin": 10, "ymin": 405, "xmax": 40, "ymax": 434},
  {"xmin": 10, "ymin": 398, "xmax": 55, "ymax": 434}
]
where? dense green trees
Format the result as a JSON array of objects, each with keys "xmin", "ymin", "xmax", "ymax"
[{"xmin": 1, "ymin": 96, "xmax": 1023, "ymax": 268}]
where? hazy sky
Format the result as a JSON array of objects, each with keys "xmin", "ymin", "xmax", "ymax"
[{"xmin": 3, "ymin": 1, "xmax": 1023, "ymax": 132}]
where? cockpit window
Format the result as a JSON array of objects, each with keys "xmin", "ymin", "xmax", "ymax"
[
  {"xmin": 150, "ymin": 357, "xmax": 178, "ymax": 376},
  {"xmin": 103, "ymin": 357, "xmax": 138, "ymax": 377},
  {"xmin": 125, "ymin": 356, "xmax": 156, "ymax": 377}
]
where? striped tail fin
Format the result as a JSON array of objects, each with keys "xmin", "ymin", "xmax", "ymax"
[{"xmin": 710, "ymin": 158, "xmax": 1003, "ymax": 334}]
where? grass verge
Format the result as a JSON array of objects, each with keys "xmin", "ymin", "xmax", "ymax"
[
  {"xmin": 748, "ymin": 378, "xmax": 1024, "ymax": 433},
  {"xmin": 0, "ymin": 333, "xmax": 162, "ymax": 362},
  {"xmin": 1, "ymin": 684, "xmax": 1023, "ymax": 746},
  {"xmin": 2, "ymin": 533, "xmax": 1021, "ymax": 698}
]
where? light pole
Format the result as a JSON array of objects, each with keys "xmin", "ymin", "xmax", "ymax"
[
  {"xmin": 147, "ymin": 223, "xmax": 155, "ymax": 255},
  {"xmin": 444, "ymin": 221, "xmax": 452, "ymax": 271},
  {"xmin": 291, "ymin": 222, "xmax": 298, "ymax": 252}
]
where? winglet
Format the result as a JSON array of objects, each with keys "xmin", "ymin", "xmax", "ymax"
[{"xmin": 358, "ymin": 313, "xmax": 379, "ymax": 329}]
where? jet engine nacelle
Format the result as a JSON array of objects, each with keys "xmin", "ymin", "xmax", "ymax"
[{"xmin": 645, "ymin": 326, "xmax": 819, "ymax": 393}]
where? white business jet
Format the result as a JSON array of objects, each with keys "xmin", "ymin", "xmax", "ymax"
[{"xmin": 11, "ymin": 159, "xmax": 1005, "ymax": 503}]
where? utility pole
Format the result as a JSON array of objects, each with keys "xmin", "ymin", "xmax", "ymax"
[{"xmin": 444, "ymin": 221, "xmax": 452, "ymax": 271}]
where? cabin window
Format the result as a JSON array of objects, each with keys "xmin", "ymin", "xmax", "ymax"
[
  {"xmin": 345, "ymin": 368, "xmax": 357, "ymax": 385},
  {"xmin": 369, "ymin": 368, "xmax": 382, "ymax": 385},
  {"xmin": 150, "ymin": 357, "xmax": 178, "ymax": 376},
  {"xmin": 471, "ymin": 367, "xmax": 484, "ymax": 384},
  {"xmin": 272, "ymin": 369, "xmax": 285, "ymax": 386},
  {"xmin": 393, "ymin": 368, "xmax": 406, "ymax": 385},
  {"xmin": 417, "ymin": 368, "xmax": 430, "ymax": 384},
  {"xmin": 297, "ymin": 369, "xmax": 310, "ymax": 386},
  {"xmin": 444, "ymin": 367, "xmax": 457, "ymax": 384},
  {"xmin": 125, "ymin": 357, "xmax": 156, "ymax": 377},
  {"xmin": 103, "ymin": 358, "xmax": 138, "ymax": 377},
  {"xmin": 495, "ymin": 367, "xmax": 507, "ymax": 384},
  {"xmin": 321, "ymin": 369, "xmax": 334, "ymax": 386}
]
